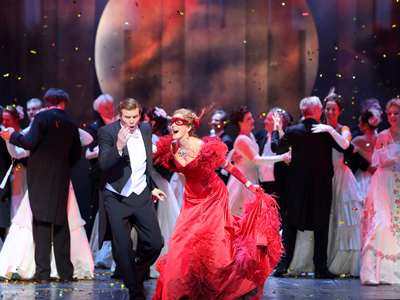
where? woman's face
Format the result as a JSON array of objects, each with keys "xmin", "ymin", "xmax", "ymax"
[
  {"xmin": 239, "ymin": 112, "xmax": 254, "ymax": 132},
  {"xmin": 387, "ymin": 105, "xmax": 400, "ymax": 128},
  {"xmin": 2, "ymin": 111, "xmax": 18, "ymax": 129},
  {"xmin": 170, "ymin": 113, "xmax": 191, "ymax": 140},
  {"xmin": 324, "ymin": 101, "xmax": 341, "ymax": 123}
]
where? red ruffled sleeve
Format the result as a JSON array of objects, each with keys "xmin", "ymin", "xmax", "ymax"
[
  {"xmin": 153, "ymin": 135, "xmax": 179, "ymax": 173},
  {"xmin": 197, "ymin": 137, "xmax": 228, "ymax": 179}
]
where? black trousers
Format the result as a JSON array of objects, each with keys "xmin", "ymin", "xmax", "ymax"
[
  {"xmin": 278, "ymin": 213, "xmax": 329, "ymax": 274},
  {"xmin": 32, "ymin": 216, "xmax": 73, "ymax": 281},
  {"xmin": 104, "ymin": 187, "xmax": 163, "ymax": 299}
]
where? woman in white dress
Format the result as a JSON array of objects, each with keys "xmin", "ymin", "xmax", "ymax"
[
  {"xmin": 360, "ymin": 98, "xmax": 400, "ymax": 285},
  {"xmin": 352, "ymin": 108, "xmax": 380, "ymax": 200},
  {"xmin": 0, "ymin": 128, "xmax": 94, "ymax": 280},
  {"xmin": 227, "ymin": 106, "xmax": 289, "ymax": 216},
  {"xmin": 288, "ymin": 89, "xmax": 363, "ymax": 276},
  {"xmin": 2, "ymin": 105, "xmax": 28, "ymax": 220}
]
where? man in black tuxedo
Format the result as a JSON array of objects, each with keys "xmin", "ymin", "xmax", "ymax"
[
  {"xmin": 97, "ymin": 98, "xmax": 165, "ymax": 300},
  {"xmin": 210, "ymin": 110, "xmax": 233, "ymax": 184},
  {"xmin": 270, "ymin": 96, "xmax": 353, "ymax": 278},
  {"xmin": 2, "ymin": 88, "xmax": 81, "ymax": 282},
  {"xmin": 255, "ymin": 107, "xmax": 290, "ymax": 225}
]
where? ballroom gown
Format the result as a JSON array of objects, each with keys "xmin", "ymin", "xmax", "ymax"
[
  {"xmin": 152, "ymin": 136, "xmax": 283, "ymax": 300},
  {"xmin": 227, "ymin": 133, "xmax": 259, "ymax": 216},
  {"xmin": 360, "ymin": 138, "xmax": 400, "ymax": 284}
]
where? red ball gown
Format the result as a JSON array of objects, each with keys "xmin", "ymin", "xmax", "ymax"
[{"xmin": 152, "ymin": 136, "xmax": 283, "ymax": 300}]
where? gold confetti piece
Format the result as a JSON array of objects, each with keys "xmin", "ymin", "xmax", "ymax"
[
  {"xmin": 392, "ymin": 24, "xmax": 397, "ymax": 28},
  {"xmin": 282, "ymin": 2, "xmax": 285, "ymax": 5},
  {"xmin": 177, "ymin": 10, "xmax": 184, "ymax": 15},
  {"xmin": 43, "ymin": 25, "xmax": 47, "ymax": 28},
  {"xmin": 78, "ymin": 13, "xmax": 81, "ymax": 17},
  {"xmin": 75, "ymin": 47, "xmax": 79, "ymax": 50},
  {"xmin": 88, "ymin": 57, "xmax": 91, "ymax": 61},
  {"xmin": 44, "ymin": 15, "xmax": 49, "ymax": 18},
  {"xmin": 383, "ymin": 54, "xmax": 386, "ymax": 58},
  {"xmin": 30, "ymin": 50, "xmax": 37, "ymax": 54},
  {"xmin": 3, "ymin": 73, "xmax": 9, "ymax": 77},
  {"xmin": 244, "ymin": 40, "xmax": 247, "ymax": 43},
  {"xmin": 125, "ymin": 22, "xmax": 129, "ymax": 25}
]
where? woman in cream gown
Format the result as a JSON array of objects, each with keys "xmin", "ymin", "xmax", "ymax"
[
  {"xmin": 0, "ymin": 129, "xmax": 94, "ymax": 280},
  {"xmin": 360, "ymin": 98, "xmax": 400, "ymax": 285}
]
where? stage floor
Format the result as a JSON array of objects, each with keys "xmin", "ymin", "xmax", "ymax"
[{"xmin": 1, "ymin": 269, "xmax": 399, "ymax": 300}]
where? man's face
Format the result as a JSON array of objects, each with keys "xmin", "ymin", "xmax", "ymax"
[
  {"xmin": 120, "ymin": 108, "xmax": 140, "ymax": 133},
  {"xmin": 98, "ymin": 101, "xmax": 115, "ymax": 120},
  {"xmin": 211, "ymin": 113, "xmax": 224, "ymax": 132},
  {"xmin": 27, "ymin": 103, "xmax": 42, "ymax": 121},
  {"xmin": 264, "ymin": 112, "xmax": 274, "ymax": 132}
]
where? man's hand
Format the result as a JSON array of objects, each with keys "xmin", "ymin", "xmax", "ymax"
[
  {"xmin": 0, "ymin": 128, "xmax": 14, "ymax": 141},
  {"xmin": 231, "ymin": 151, "xmax": 242, "ymax": 164},
  {"xmin": 116, "ymin": 126, "xmax": 130, "ymax": 152},
  {"xmin": 282, "ymin": 151, "xmax": 291, "ymax": 164},
  {"xmin": 152, "ymin": 188, "xmax": 167, "ymax": 202},
  {"xmin": 272, "ymin": 111, "xmax": 282, "ymax": 131}
]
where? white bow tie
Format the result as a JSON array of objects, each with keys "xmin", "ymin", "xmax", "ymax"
[{"xmin": 129, "ymin": 129, "xmax": 139, "ymax": 138}]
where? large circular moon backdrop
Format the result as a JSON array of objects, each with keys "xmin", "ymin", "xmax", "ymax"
[{"xmin": 95, "ymin": 0, "xmax": 319, "ymax": 124}]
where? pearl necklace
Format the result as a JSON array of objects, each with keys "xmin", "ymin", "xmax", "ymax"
[{"xmin": 177, "ymin": 140, "xmax": 191, "ymax": 159}]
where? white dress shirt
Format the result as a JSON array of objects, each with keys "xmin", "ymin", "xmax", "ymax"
[
  {"xmin": 258, "ymin": 134, "xmax": 275, "ymax": 182},
  {"xmin": 105, "ymin": 126, "xmax": 147, "ymax": 197}
]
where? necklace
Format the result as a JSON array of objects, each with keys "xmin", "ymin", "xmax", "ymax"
[{"xmin": 177, "ymin": 140, "xmax": 191, "ymax": 159}]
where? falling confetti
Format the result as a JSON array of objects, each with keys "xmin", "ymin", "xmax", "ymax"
[
  {"xmin": 177, "ymin": 10, "xmax": 184, "ymax": 15},
  {"xmin": 78, "ymin": 13, "xmax": 82, "ymax": 17},
  {"xmin": 302, "ymin": 12, "xmax": 308, "ymax": 16},
  {"xmin": 30, "ymin": 50, "xmax": 37, "ymax": 54},
  {"xmin": 3, "ymin": 73, "xmax": 9, "ymax": 77},
  {"xmin": 125, "ymin": 22, "xmax": 129, "ymax": 25}
]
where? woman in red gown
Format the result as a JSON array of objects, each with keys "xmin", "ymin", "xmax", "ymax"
[{"xmin": 152, "ymin": 108, "xmax": 283, "ymax": 300}]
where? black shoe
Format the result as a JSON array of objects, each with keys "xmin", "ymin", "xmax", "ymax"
[
  {"xmin": 315, "ymin": 270, "xmax": 338, "ymax": 279},
  {"xmin": 272, "ymin": 266, "xmax": 287, "ymax": 277},
  {"xmin": 58, "ymin": 277, "xmax": 78, "ymax": 282},
  {"xmin": 26, "ymin": 277, "xmax": 50, "ymax": 283},
  {"xmin": 110, "ymin": 273, "xmax": 122, "ymax": 279}
]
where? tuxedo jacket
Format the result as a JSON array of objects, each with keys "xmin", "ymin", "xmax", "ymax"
[
  {"xmin": 87, "ymin": 117, "xmax": 105, "ymax": 151},
  {"xmin": 220, "ymin": 131, "xmax": 233, "ymax": 152},
  {"xmin": 10, "ymin": 109, "xmax": 81, "ymax": 225},
  {"xmin": 97, "ymin": 121, "xmax": 156, "ymax": 247},
  {"xmin": 271, "ymin": 118, "xmax": 354, "ymax": 231},
  {"xmin": 255, "ymin": 129, "xmax": 289, "ymax": 183}
]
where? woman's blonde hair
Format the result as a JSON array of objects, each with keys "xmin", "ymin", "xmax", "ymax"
[{"xmin": 386, "ymin": 98, "xmax": 400, "ymax": 113}]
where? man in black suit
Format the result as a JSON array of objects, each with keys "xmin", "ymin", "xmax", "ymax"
[
  {"xmin": 270, "ymin": 96, "xmax": 353, "ymax": 278},
  {"xmin": 210, "ymin": 110, "xmax": 233, "ymax": 184},
  {"xmin": 97, "ymin": 98, "xmax": 165, "ymax": 300},
  {"xmin": 255, "ymin": 107, "xmax": 291, "ymax": 225},
  {"xmin": 2, "ymin": 88, "xmax": 81, "ymax": 282}
]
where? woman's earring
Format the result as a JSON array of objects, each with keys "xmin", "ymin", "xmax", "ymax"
[{"xmin": 186, "ymin": 132, "xmax": 189, "ymax": 139}]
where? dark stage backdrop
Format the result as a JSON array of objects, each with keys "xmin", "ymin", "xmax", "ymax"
[{"xmin": 0, "ymin": 0, "xmax": 399, "ymax": 223}]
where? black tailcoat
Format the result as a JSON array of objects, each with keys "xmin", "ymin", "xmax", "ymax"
[
  {"xmin": 10, "ymin": 109, "xmax": 81, "ymax": 225},
  {"xmin": 271, "ymin": 118, "xmax": 353, "ymax": 231}
]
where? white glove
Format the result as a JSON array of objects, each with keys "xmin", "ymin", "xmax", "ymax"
[
  {"xmin": 253, "ymin": 154, "xmax": 284, "ymax": 165},
  {"xmin": 311, "ymin": 124, "xmax": 349, "ymax": 149}
]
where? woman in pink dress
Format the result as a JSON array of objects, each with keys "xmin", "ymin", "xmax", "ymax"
[
  {"xmin": 360, "ymin": 98, "xmax": 400, "ymax": 285},
  {"xmin": 152, "ymin": 108, "xmax": 283, "ymax": 300}
]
